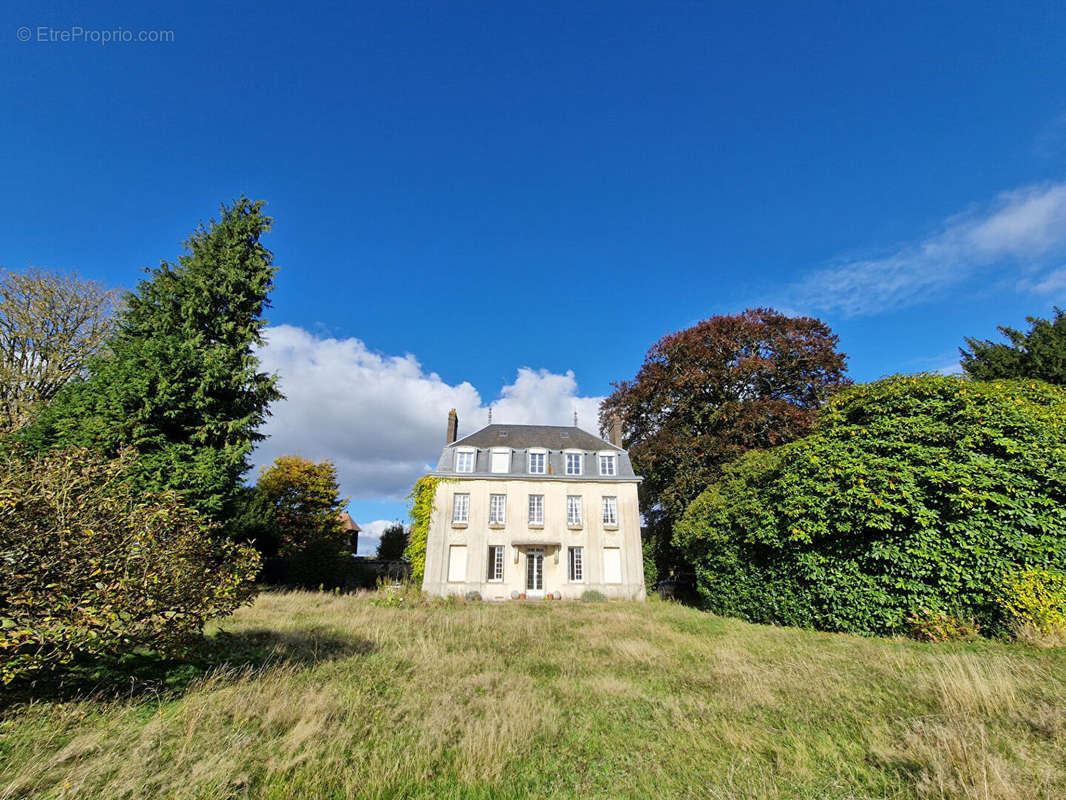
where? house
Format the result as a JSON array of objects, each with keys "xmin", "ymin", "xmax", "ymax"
[
  {"xmin": 421, "ymin": 410, "xmax": 646, "ymax": 600},
  {"xmin": 338, "ymin": 511, "xmax": 361, "ymax": 554}
]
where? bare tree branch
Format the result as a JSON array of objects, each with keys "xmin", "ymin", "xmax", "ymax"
[{"xmin": 0, "ymin": 267, "xmax": 119, "ymax": 433}]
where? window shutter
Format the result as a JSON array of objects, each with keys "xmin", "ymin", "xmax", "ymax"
[
  {"xmin": 603, "ymin": 548, "xmax": 622, "ymax": 584},
  {"xmin": 447, "ymin": 545, "xmax": 467, "ymax": 582}
]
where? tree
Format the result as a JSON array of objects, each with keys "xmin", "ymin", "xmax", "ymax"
[
  {"xmin": 22, "ymin": 198, "xmax": 282, "ymax": 521},
  {"xmin": 376, "ymin": 523, "xmax": 409, "ymax": 560},
  {"xmin": 961, "ymin": 308, "xmax": 1066, "ymax": 384},
  {"xmin": 0, "ymin": 446, "xmax": 259, "ymax": 684},
  {"xmin": 674, "ymin": 375, "xmax": 1066, "ymax": 637},
  {"xmin": 0, "ymin": 268, "xmax": 118, "ymax": 434},
  {"xmin": 599, "ymin": 308, "xmax": 849, "ymax": 582},
  {"xmin": 256, "ymin": 455, "xmax": 347, "ymax": 557}
]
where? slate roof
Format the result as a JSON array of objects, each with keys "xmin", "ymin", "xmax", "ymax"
[
  {"xmin": 435, "ymin": 424, "xmax": 638, "ymax": 480},
  {"xmin": 451, "ymin": 424, "xmax": 621, "ymax": 452}
]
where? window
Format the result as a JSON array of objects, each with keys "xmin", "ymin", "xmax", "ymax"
[
  {"xmin": 565, "ymin": 452, "xmax": 583, "ymax": 475},
  {"xmin": 528, "ymin": 494, "xmax": 544, "ymax": 525},
  {"xmin": 568, "ymin": 546, "xmax": 584, "ymax": 582},
  {"xmin": 602, "ymin": 496, "xmax": 618, "ymax": 526},
  {"xmin": 455, "ymin": 449, "xmax": 475, "ymax": 473},
  {"xmin": 487, "ymin": 546, "xmax": 504, "ymax": 582},
  {"xmin": 566, "ymin": 495, "xmax": 583, "ymax": 526},
  {"xmin": 528, "ymin": 451, "xmax": 546, "ymax": 474},
  {"xmin": 490, "ymin": 448, "xmax": 511, "ymax": 473},
  {"xmin": 598, "ymin": 454, "xmax": 617, "ymax": 476},
  {"xmin": 452, "ymin": 493, "xmax": 469, "ymax": 523},
  {"xmin": 602, "ymin": 548, "xmax": 622, "ymax": 584},
  {"xmin": 447, "ymin": 545, "xmax": 467, "ymax": 582},
  {"xmin": 489, "ymin": 494, "xmax": 507, "ymax": 525}
]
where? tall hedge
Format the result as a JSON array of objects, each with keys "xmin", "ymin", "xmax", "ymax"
[{"xmin": 674, "ymin": 376, "xmax": 1066, "ymax": 636}]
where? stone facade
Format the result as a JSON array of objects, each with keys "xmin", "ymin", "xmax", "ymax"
[{"xmin": 421, "ymin": 415, "xmax": 646, "ymax": 601}]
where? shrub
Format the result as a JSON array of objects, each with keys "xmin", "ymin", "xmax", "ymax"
[
  {"xmin": 997, "ymin": 568, "xmax": 1066, "ymax": 645},
  {"xmin": 907, "ymin": 608, "xmax": 980, "ymax": 643},
  {"xmin": 0, "ymin": 447, "xmax": 260, "ymax": 683},
  {"xmin": 370, "ymin": 578, "xmax": 423, "ymax": 608},
  {"xmin": 464, "ymin": 591, "xmax": 482, "ymax": 602},
  {"xmin": 675, "ymin": 376, "xmax": 1066, "ymax": 636},
  {"xmin": 580, "ymin": 590, "xmax": 607, "ymax": 603}
]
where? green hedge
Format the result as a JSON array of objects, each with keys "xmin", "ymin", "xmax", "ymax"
[{"xmin": 674, "ymin": 376, "xmax": 1066, "ymax": 636}]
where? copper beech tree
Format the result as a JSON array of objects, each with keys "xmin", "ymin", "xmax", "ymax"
[{"xmin": 599, "ymin": 308, "xmax": 849, "ymax": 581}]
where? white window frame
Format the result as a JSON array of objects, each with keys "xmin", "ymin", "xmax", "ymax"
[
  {"xmin": 452, "ymin": 493, "xmax": 470, "ymax": 524},
  {"xmin": 602, "ymin": 496, "xmax": 618, "ymax": 527},
  {"xmin": 564, "ymin": 451, "xmax": 583, "ymax": 476},
  {"xmin": 487, "ymin": 545, "xmax": 504, "ymax": 582},
  {"xmin": 566, "ymin": 495, "xmax": 583, "ymax": 527},
  {"xmin": 489, "ymin": 493, "xmax": 507, "ymax": 525},
  {"xmin": 568, "ymin": 546, "xmax": 584, "ymax": 582},
  {"xmin": 527, "ymin": 449, "xmax": 547, "ymax": 475},
  {"xmin": 455, "ymin": 448, "xmax": 476, "ymax": 473},
  {"xmin": 528, "ymin": 494, "xmax": 544, "ymax": 526},
  {"xmin": 598, "ymin": 452, "xmax": 617, "ymax": 476},
  {"xmin": 490, "ymin": 447, "xmax": 511, "ymax": 474}
]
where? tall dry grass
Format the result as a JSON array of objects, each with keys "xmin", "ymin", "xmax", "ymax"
[{"xmin": 1, "ymin": 591, "xmax": 1064, "ymax": 799}]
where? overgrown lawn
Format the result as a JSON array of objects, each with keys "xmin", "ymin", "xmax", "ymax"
[{"xmin": 2, "ymin": 592, "xmax": 1064, "ymax": 799}]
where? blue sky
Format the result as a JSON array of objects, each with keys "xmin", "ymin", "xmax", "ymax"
[{"xmin": 5, "ymin": 1, "xmax": 1066, "ymax": 552}]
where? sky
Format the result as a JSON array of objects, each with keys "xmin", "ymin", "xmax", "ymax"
[{"xmin": 4, "ymin": 1, "xmax": 1066, "ymax": 553}]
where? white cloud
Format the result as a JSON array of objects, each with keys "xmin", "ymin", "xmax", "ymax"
[
  {"xmin": 789, "ymin": 182, "xmax": 1066, "ymax": 316},
  {"xmin": 356, "ymin": 519, "xmax": 396, "ymax": 557},
  {"xmin": 252, "ymin": 325, "xmax": 605, "ymax": 509},
  {"xmin": 483, "ymin": 368, "xmax": 604, "ymax": 432},
  {"xmin": 1023, "ymin": 265, "xmax": 1066, "ymax": 295},
  {"xmin": 935, "ymin": 362, "xmax": 964, "ymax": 376}
]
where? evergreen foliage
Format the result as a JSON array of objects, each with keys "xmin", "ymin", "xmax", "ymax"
[
  {"xmin": 376, "ymin": 523, "xmax": 409, "ymax": 560},
  {"xmin": 22, "ymin": 198, "xmax": 281, "ymax": 521},
  {"xmin": 675, "ymin": 375, "xmax": 1066, "ymax": 636},
  {"xmin": 961, "ymin": 307, "xmax": 1066, "ymax": 384}
]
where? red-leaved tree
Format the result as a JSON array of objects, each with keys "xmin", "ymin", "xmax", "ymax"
[{"xmin": 599, "ymin": 308, "xmax": 849, "ymax": 583}]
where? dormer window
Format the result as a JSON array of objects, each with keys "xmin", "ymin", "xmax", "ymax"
[
  {"xmin": 565, "ymin": 452, "xmax": 583, "ymax": 476},
  {"xmin": 527, "ymin": 449, "xmax": 547, "ymax": 474},
  {"xmin": 490, "ymin": 448, "xmax": 511, "ymax": 474},
  {"xmin": 455, "ymin": 448, "xmax": 475, "ymax": 473},
  {"xmin": 598, "ymin": 453, "xmax": 617, "ymax": 476}
]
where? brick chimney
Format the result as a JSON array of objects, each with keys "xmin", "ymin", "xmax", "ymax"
[
  {"xmin": 609, "ymin": 414, "xmax": 623, "ymax": 447},
  {"xmin": 446, "ymin": 409, "xmax": 459, "ymax": 444}
]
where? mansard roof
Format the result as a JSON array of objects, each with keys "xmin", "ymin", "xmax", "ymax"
[
  {"xmin": 434, "ymin": 424, "xmax": 638, "ymax": 480},
  {"xmin": 450, "ymin": 424, "xmax": 622, "ymax": 452}
]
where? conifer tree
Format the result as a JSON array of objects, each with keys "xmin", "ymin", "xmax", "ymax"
[
  {"xmin": 961, "ymin": 308, "xmax": 1066, "ymax": 385},
  {"xmin": 26, "ymin": 198, "xmax": 282, "ymax": 520}
]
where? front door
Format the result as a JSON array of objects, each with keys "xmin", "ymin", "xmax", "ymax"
[{"xmin": 525, "ymin": 548, "xmax": 544, "ymax": 597}]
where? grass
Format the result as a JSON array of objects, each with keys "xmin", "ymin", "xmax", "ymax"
[{"xmin": 2, "ymin": 591, "xmax": 1065, "ymax": 799}]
